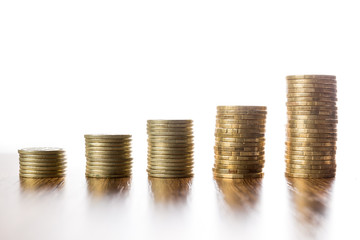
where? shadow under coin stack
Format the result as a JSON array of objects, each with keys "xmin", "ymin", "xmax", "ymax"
[
  {"xmin": 213, "ymin": 106, "xmax": 267, "ymax": 179},
  {"xmin": 85, "ymin": 135, "xmax": 132, "ymax": 178},
  {"xmin": 18, "ymin": 147, "xmax": 66, "ymax": 178},
  {"xmin": 285, "ymin": 75, "xmax": 337, "ymax": 178},
  {"xmin": 147, "ymin": 120, "xmax": 194, "ymax": 178}
]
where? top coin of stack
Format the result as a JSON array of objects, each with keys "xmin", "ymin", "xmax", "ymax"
[
  {"xmin": 213, "ymin": 106, "xmax": 267, "ymax": 179},
  {"xmin": 18, "ymin": 147, "xmax": 66, "ymax": 178},
  {"xmin": 85, "ymin": 135, "xmax": 132, "ymax": 178},
  {"xmin": 147, "ymin": 120, "xmax": 194, "ymax": 178},
  {"xmin": 285, "ymin": 75, "xmax": 337, "ymax": 178}
]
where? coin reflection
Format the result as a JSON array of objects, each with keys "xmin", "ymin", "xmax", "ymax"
[
  {"xmin": 148, "ymin": 177, "xmax": 192, "ymax": 204},
  {"xmin": 20, "ymin": 177, "xmax": 65, "ymax": 191},
  {"xmin": 287, "ymin": 177, "xmax": 334, "ymax": 234},
  {"xmin": 86, "ymin": 177, "xmax": 131, "ymax": 197},
  {"xmin": 215, "ymin": 178, "xmax": 263, "ymax": 211}
]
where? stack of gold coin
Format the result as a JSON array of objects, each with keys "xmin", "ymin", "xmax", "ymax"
[
  {"xmin": 213, "ymin": 106, "xmax": 267, "ymax": 179},
  {"xmin": 147, "ymin": 120, "xmax": 194, "ymax": 178},
  {"xmin": 85, "ymin": 135, "xmax": 132, "ymax": 178},
  {"xmin": 18, "ymin": 147, "xmax": 66, "ymax": 178},
  {"xmin": 286, "ymin": 75, "xmax": 337, "ymax": 178}
]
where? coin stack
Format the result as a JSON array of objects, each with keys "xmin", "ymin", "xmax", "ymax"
[
  {"xmin": 213, "ymin": 106, "xmax": 267, "ymax": 179},
  {"xmin": 147, "ymin": 120, "xmax": 194, "ymax": 178},
  {"xmin": 285, "ymin": 75, "xmax": 337, "ymax": 178},
  {"xmin": 85, "ymin": 135, "xmax": 132, "ymax": 178},
  {"xmin": 18, "ymin": 147, "xmax": 66, "ymax": 178}
]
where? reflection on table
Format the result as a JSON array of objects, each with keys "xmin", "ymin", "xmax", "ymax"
[
  {"xmin": 20, "ymin": 177, "xmax": 65, "ymax": 191},
  {"xmin": 86, "ymin": 177, "xmax": 131, "ymax": 198},
  {"xmin": 148, "ymin": 177, "xmax": 192, "ymax": 204},
  {"xmin": 214, "ymin": 177, "xmax": 263, "ymax": 212},
  {"xmin": 287, "ymin": 177, "xmax": 334, "ymax": 237}
]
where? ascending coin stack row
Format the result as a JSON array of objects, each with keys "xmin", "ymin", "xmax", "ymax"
[
  {"xmin": 85, "ymin": 135, "xmax": 132, "ymax": 178},
  {"xmin": 147, "ymin": 120, "xmax": 194, "ymax": 178},
  {"xmin": 213, "ymin": 106, "xmax": 267, "ymax": 179},
  {"xmin": 285, "ymin": 75, "xmax": 337, "ymax": 178},
  {"xmin": 18, "ymin": 147, "xmax": 66, "ymax": 178}
]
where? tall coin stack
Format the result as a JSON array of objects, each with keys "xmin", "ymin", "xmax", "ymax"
[
  {"xmin": 213, "ymin": 106, "xmax": 267, "ymax": 179},
  {"xmin": 147, "ymin": 120, "xmax": 194, "ymax": 178},
  {"xmin": 18, "ymin": 147, "xmax": 66, "ymax": 178},
  {"xmin": 285, "ymin": 75, "xmax": 337, "ymax": 178},
  {"xmin": 85, "ymin": 135, "xmax": 132, "ymax": 178}
]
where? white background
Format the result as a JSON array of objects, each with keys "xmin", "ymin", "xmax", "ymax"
[{"xmin": 0, "ymin": 1, "xmax": 359, "ymax": 240}]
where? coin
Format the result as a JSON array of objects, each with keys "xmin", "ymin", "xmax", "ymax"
[
  {"xmin": 285, "ymin": 159, "xmax": 336, "ymax": 165},
  {"xmin": 18, "ymin": 147, "xmax": 65, "ymax": 155},
  {"xmin": 217, "ymin": 106, "xmax": 267, "ymax": 111},
  {"xmin": 285, "ymin": 172, "xmax": 335, "ymax": 178},
  {"xmin": 286, "ymin": 128, "xmax": 337, "ymax": 134},
  {"xmin": 285, "ymin": 141, "xmax": 336, "ymax": 147},
  {"xmin": 213, "ymin": 172, "xmax": 264, "ymax": 179},
  {"xmin": 287, "ymin": 163, "xmax": 336, "ymax": 169},
  {"xmin": 287, "ymin": 83, "xmax": 337, "ymax": 89},
  {"xmin": 213, "ymin": 168, "xmax": 262, "ymax": 174},
  {"xmin": 20, "ymin": 173, "xmax": 66, "ymax": 178}
]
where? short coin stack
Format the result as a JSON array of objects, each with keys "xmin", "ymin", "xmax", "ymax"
[
  {"xmin": 18, "ymin": 147, "xmax": 66, "ymax": 178},
  {"xmin": 213, "ymin": 106, "xmax": 267, "ymax": 179},
  {"xmin": 285, "ymin": 75, "xmax": 337, "ymax": 178},
  {"xmin": 85, "ymin": 135, "xmax": 132, "ymax": 178},
  {"xmin": 147, "ymin": 120, "xmax": 194, "ymax": 178}
]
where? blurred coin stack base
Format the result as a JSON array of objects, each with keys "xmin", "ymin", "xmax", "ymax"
[
  {"xmin": 18, "ymin": 147, "xmax": 66, "ymax": 178},
  {"xmin": 213, "ymin": 106, "xmax": 267, "ymax": 179},
  {"xmin": 285, "ymin": 75, "xmax": 337, "ymax": 178},
  {"xmin": 85, "ymin": 135, "xmax": 132, "ymax": 178},
  {"xmin": 147, "ymin": 120, "xmax": 194, "ymax": 178}
]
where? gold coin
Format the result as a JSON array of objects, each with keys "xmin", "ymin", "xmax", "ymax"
[
  {"xmin": 86, "ymin": 173, "xmax": 131, "ymax": 178},
  {"xmin": 20, "ymin": 165, "xmax": 66, "ymax": 171},
  {"xmin": 287, "ymin": 163, "xmax": 336, "ymax": 169},
  {"xmin": 287, "ymin": 83, "xmax": 337, "ymax": 89},
  {"xmin": 287, "ymin": 97, "xmax": 337, "ymax": 103},
  {"xmin": 84, "ymin": 134, "xmax": 131, "ymax": 139},
  {"xmin": 147, "ymin": 135, "xmax": 193, "ymax": 140},
  {"xmin": 147, "ymin": 126, "xmax": 193, "ymax": 131},
  {"xmin": 287, "ymin": 79, "xmax": 336, "ymax": 85},
  {"xmin": 285, "ymin": 159, "xmax": 335, "ymax": 164},
  {"xmin": 287, "ymin": 123, "xmax": 337, "ymax": 129},
  {"xmin": 286, "ymin": 105, "xmax": 337, "ymax": 111},
  {"xmin": 286, "ymin": 75, "xmax": 336, "ymax": 80},
  {"xmin": 287, "ymin": 132, "xmax": 337, "ymax": 138},
  {"xmin": 213, "ymin": 168, "xmax": 262, "ymax": 174},
  {"xmin": 215, "ymin": 150, "xmax": 264, "ymax": 156},
  {"xmin": 215, "ymin": 123, "xmax": 266, "ymax": 129},
  {"xmin": 85, "ymin": 146, "xmax": 131, "ymax": 151},
  {"xmin": 285, "ymin": 169, "xmax": 335, "ymax": 174},
  {"xmin": 20, "ymin": 173, "xmax": 66, "ymax": 178},
  {"xmin": 215, "ymin": 132, "xmax": 265, "ymax": 138},
  {"xmin": 147, "ymin": 138, "xmax": 193, "ymax": 145},
  {"xmin": 213, "ymin": 172, "xmax": 264, "ymax": 179},
  {"xmin": 147, "ymin": 123, "xmax": 193, "ymax": 128},
  {"xmin": 85, "ymin": 138, "xmax": 132, "ymax": 143},
  {"xmin": 286, "ymin": 128, "xmax": 337, "ymax": 134},
  {"xmin": 18, "ymin": 147, "xmax": 65, "ymax": 155},
  {"xmin": 216, "ymin": 114, "xmax": 267, "ymax": 120},
  {"xmin": 288, "ymin": 115, "xmax": 337, "ymax": 120},
  {"xmin": 85, "ymin": 142, "xmax": 131, "ymax": 148},
  {"xmin": 20, "ymin": 170, "xmax": 66, "ymax": 175},
  {"xmin": 287, "ymin": 119, "xmax": 338, "ymax": 125},
  {"xmin": 215, "ymin": 141, "xmax": 265, "ymax": 147},
  {"xmin": 147, "ymin": 120, "xmax": 192, "ymax": 124},
  {"xmin": 86, "ymin": 149, "xmax": 131, "ymax": 155},
  {"xmin": 287, "ymin": 109, "xmax": 337, "ymax": 115},
  {"xmin": 215, "ymin": 128, "xmax": 265, "ymax": 134},
  {"xmin": 287, "ymin": 100, "xmax": 336, "ymax": 106},
  {"xmin": 148, "ymin": 146, "xmax": 193, "ymax": 151},
  {"xmin": 286, "ymin": 150, "xmax": 336, "ymax": 156},
  {"xmin": 217, "ymin": 106, "xmax": 267, "ymax": 111},
  {"xmin": 148, "ymin": 143, "xmax": 193, "ymax": 148},
  {"xmin": 214, "ymin": 146, "xmax": 264, "ymax": 152},
  {"xmin": 147, "ymin": 173, "xmax": 193, "ymax": 178},
  {"xmin": 215, "ymin": 159, "xmax": 265, "ymax": 165},
  {"xmin": 287, "ymin": 93, "xmax": 337, "ymax": 99},
  {"xmin": 86, "ymin": 165, "xmax": 131, "ymax": 171},
  {"xmin": 285, "ymin": 141, "xmax": 336, "ymax": 147},
  {"xmin": 86, "ymin": 168, "xmax": 131, "ymax": 174},
  {"xmin": 215, "ymin": 137, "xmax": 265, "ymax": 143},
  {"xmin": 286, "ymin": 145, "xmax": 336, "ymax": 151},
  {"xmin": 214, "ymin": 163, "xmax": 263, "ymax": 169},
  {"xmin": 285, "ymin": 155, "xmax": 335, "ymax": 160},
  {"xmin": 285, "ymin": 172, "xmax": 335, "ymax": 178},
  {"xmin": 19, "ymin": 161, "xmax": 66, "ymax": 167}
]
